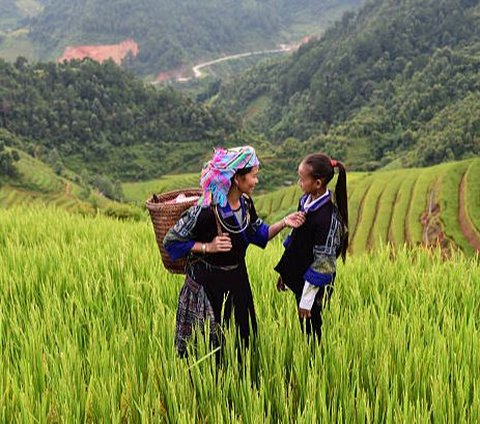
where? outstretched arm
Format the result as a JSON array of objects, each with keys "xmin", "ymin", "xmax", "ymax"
[{"xmin": 268, "ymin": 211, "xmax": 305, "ymax": 240}]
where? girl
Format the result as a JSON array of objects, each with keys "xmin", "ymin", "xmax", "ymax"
[
  {"xmin": 274, "ymin": 153, "xmax": 348, "ymax": 341},
  {"xmin": 164, "ymin": 146, "xmax": 305, "ymax": 357}
]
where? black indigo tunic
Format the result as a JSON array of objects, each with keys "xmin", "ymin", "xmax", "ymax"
[{"xmin": 164, "ymin": 195, "xmax": 269, "ymax": 347}]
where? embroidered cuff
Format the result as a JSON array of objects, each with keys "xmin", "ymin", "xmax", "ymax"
[
  {"xmin": 299, "ymin": 281, "xmax": 319, "ymax": 311},
  {"xmin": 164, "ymin": 240, "xmax": 195, "ymax": 261},
  {"xmin": 249, "ymin": 223, "xmax": 269, "ymax": 248},
  {"xmin": 303, "ymin": 267, "xmax": 333, "ymax": 287}
]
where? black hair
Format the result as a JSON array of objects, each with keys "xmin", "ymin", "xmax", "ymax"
[
  {"xmin": 302, "ymin": 153, "xmax": 349, "ymax": 261},
  {"xmin": 234, "ymin": 166, "xmax": 253, "ymax": 177},
  {"xmin": 230, "ymin": 166, "xmax": 254, "ymax": 184}
]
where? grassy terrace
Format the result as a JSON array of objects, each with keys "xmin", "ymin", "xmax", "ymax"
[
  {"xmin": 465, "ymin": 159, "xmax": 480, "ymax": 235},
  {"xmin": 122, "ymin": 159, "xmax": 479, "ymax": 255}
]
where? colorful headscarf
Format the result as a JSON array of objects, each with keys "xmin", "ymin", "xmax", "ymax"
[{"xmin": 198, "ymin": 146, "xmax": 259, "ymax": 207}]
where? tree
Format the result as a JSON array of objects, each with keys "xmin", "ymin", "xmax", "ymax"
[{"xmin": 0, "ymin": 141, "xmax": 20, "ymax": 178}]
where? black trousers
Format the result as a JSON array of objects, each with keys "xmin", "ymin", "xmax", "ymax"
[{"xmin": 294, "ymin": 283, "xmax": 334, "ymax": 341}]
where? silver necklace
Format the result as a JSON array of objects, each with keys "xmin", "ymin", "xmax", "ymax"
[{"xmin": 214, "ymin": 205, "xmax": 250, "ymax": 234}]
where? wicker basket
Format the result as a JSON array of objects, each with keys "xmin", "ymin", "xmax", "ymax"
[{"xmin": 145, "ymin": 188, "xmax": 202, "ymax": 274}]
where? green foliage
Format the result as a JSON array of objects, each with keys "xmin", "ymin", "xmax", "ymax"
[
  {"xmin": 122, "ymin": 173, "xmax": 199, "ymax": 205},
  {"xmin": 0, "ymin": 207, "xmax": 479, "ymax": 420},
  {"xmin": 254, "ymin": 159, "xmax": 480, "ymax": 254},
  {"xmin": 214, "ymin": 0, "xmax": 480, "ymax": 170},
  {"xmin": 0, "ymin": 146, "xmax": 143, "ymax": 220},
  {"xmin": 91, "ymin": 174, "xmax": 124, "ymax": 202},
  {"xmin": 0, "ymin": 136, "xmax": 20, "ymax": 179},
  {"xmin": 465, "ymin": 159, "xmax": 480, "ymax": 234},
  {"xmin": 0, "ymin": 58, "xmax": 235, "ymax": 180},
  {"xmin": 28, "ymin": 0, "xmax": 363, "ymax": 75},
  {"xmin": 437, "ymin": 160, "xmax": 474, "ymax": 255}
]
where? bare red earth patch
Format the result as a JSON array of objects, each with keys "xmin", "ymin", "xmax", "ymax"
[{"xmin": 58, "ymin": 38, "xmax": 139, "ymax": 65}]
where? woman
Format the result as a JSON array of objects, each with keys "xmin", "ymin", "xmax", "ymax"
[{"xmin": 164, "ymin": 146, "xmax": 305, "ymax": 356}]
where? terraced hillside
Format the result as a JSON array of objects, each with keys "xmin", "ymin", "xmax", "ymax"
[
  {"xmin": 0, "ymin": 151, "xmax": 141, "ymax": 219},
  {"xmin": 254, "ymin": 159, "xmax": 480, "ymax": 255},
  {"xmin": 123, "ymin": 159, "xmax": 479, "ymax": 254},
  {"xmin": 10, "ymin": 156, "xmax": 478, "ymax": 254},
  {"xmin": 123, "ymin": 174, "xmax": 199, "ymax": 205}
]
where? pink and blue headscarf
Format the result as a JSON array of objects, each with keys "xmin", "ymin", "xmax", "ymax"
[{"xmin": 198, "ymin": 146, "xmax": 259, "ymax": 207}]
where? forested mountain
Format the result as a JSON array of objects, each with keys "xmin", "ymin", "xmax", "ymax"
[
  {"xmin": 0, "ymin": 58, "xmax": 236, "ymax": 180},
  {"xmin": 27, "ymin": 0, "xmax": 363, "ymax": 75},
  {"xmin": 213, "ymin": 0, "xmax": 480, "ymax": 170}
]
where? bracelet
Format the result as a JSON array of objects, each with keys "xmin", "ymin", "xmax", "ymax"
[
  {"xmin": 283, "ymin": 217, "xmax": 287, "ymax": 228},
  {"xmin": 202, "ymin": 243, "xmax": 206, "ymax": 254}
]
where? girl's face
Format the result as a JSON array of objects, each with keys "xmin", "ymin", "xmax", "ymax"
[
  {"xmin": 235, "ymin": 166, "xmax": 259, "ymax": 195},
  {"xmin": 298, "ymin": 162, "xmax": 322, "ymax": 195}
]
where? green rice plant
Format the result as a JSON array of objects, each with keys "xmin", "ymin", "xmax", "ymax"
[
  {"xmin": 347, "ymin": 175, "xmax": 372, "ymax": 247},
  {"xmin": 368, "ymin": 171, "xmax": 403, "ymax": 248},
  {"xmin": 256, "ymin": 188, "xmax": 285, "ymax": 219},
  {"xmin": 389, "ymin": 170, "xmax": 418, "ymax": 247},
  {"xmin": 280, "ymin": 186, "xmax": 301, "ymax": 211},
  {"xmin": 437, "ymin": 160, "xmax": 474, "ymax": 255},
  {"xmin": 269, "ymin": 188, "xmax": 286, "ymax": 213},
  {"xmin": 15, "ymin": 151, "xmax": 64, "ymax": 193},
  {"xmin": 351, "ymin": 176, "xmax": 387, "ymax": 254},
  {"xmin": 407, "ymin": 165, "xmax": 443, "ymax": 244},
  {"xmin": 0, "ymin": 207, "xmax": 479, "ymax": 421},
  {"xmin": 122, "ymin": 173, "xmax": 199, "ymax": 204},
  {"xmin": 465, "ymin": 158, "xmax": 480, "ymax": 235}
]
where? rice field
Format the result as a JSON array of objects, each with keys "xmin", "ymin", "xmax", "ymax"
[
  {"xmin": 464, "ymin": 159, "xmax": 480, "ymax": 236},
  {"xmin": 121, "ymin": 158, "xmax": 480, "ymax": 255},
  {"xmin": 122, "ymin": 174, "xmax": 199, "ymax": 205},
  {"xmin": 0, "ymin": 151, "xmax": 138, "ymax": 217},
  {"xmin": 255, "ymin": 159, "xmax": 480, "ymax": 255},
  {"xmin": 1, "ymin": 206, "xmax": 479, "ymax": 422}
]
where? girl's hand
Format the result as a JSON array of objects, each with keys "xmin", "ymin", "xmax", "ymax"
[
  {"xmin": 276, "ymin": 276, "xmax": 287, "ymax": 292},
  {"xmin": 284, "ymin": 212, "xmax": 306, "ymax": 229},
  {"xmin": 298, "ymin": 307, "xmax": 311, "ymax": 319},
  {"xmin": 207, "ymin": 233, "xmax": 232, "ymax": 253}
]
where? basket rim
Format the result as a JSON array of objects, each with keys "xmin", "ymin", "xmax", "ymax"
[{"xmin": 145, "ymin": 187, "xmax": 202, "ymax": 209}]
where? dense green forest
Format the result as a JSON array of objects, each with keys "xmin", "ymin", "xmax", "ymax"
[
  {"xmin": 0, "ymin": 58, "xmax": 237, "ymax": 181},
  {"xmin": 27, "ymin": 0, "xmax": 362, "ymax": 75},
  {"xmin": 213, "ymin": 0, "xmax": 480, "ymax": 170}
]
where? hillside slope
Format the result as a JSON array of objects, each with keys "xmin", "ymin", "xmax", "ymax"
[
  {"xmin": 0, "ymin": 58, "xmax": 235, "ymax": 181},
  {"xmin": 121, "ymin": 159, "xmax": 479, "ymax": 255},
  {"xmin": 27, "ymin": 0, "xmax": 363, "ymax": 76},
  {"xmin": 214, "ymin": 0, "xmax": 480, "ymax": 170},
  {"xmin": 253, "ymin": 158, "xmax": 480, "ymax": 255},
  {"xmin": 0, "ymin": 146, "xmax": 142, "ymax": 220}
]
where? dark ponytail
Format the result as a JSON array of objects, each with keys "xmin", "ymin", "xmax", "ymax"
[
  {"xmin": 334, "ymin": 161, "xmax": 348, "ymax": 262},
  {"xmin": 302, "ymin": 153, "xmax": 349, "ymax": 261}
]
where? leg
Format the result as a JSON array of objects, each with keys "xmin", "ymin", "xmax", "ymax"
[
  {"xmin": 309, "ymin": 284, "xmax": 334, "ymax": 342},
  {"xmin": 296, "ymin": 284, "xmax": 334, "ymax": 342}
]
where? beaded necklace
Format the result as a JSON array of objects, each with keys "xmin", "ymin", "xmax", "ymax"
[{"xmin": 213, "ymin": 204, "xmax": 250, "ymax": 234}]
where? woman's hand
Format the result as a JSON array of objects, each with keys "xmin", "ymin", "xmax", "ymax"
[
  {"xmin": 298, "ymin": 307, "xmax": 311, "ymax": 319},
  {"xmin": 207, "ymin": 233, "xmax": 232, "ymax": 253},
  {"xmin": 284, "ymin": 212, "xmax": 306, "ymax": 228}
]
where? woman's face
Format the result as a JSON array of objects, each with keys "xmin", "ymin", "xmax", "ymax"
[
  {"xmin": 235, "ymin": 166, "xmax": 259, "ymax": 195},
  {"xmin": 298, "ymin": 162, "xmax": 321, "ymax": 195}
]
